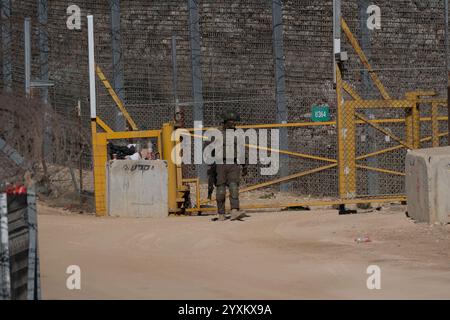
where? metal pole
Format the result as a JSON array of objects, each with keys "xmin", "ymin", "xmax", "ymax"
[
  {"xmin": 334, "ymin": 0, "xmax": 349, "ymax": 213},
  {"xmin": 77, "ymin": 100, "xmax": 83, "ymax": 196},
  {"xmin": 358, "ymin": 0, "xmax": 378, "ymax": 197},
  {"xmin": 24, "ymin": 17, "xmax": 31, "ymax": 97},
  {"xmin": 26, "ymin": 188, "xmax": 40, "ymax": 300},
  {"xmin": 0, "ymin": 193, "xmax": 11, "ymax": 300},
  {"xmin": 359, "ymin": 0, "xmax": 372, "ymax": 96},
  {"xmin": 272, "ymin": 0, "xmax": 290, "ymax": 192},
  {"xmin": 188, "ymin": 0, "xmax": 206, "ymax": 182},
  {"xmin": 1, "ymin": 0, "xmax": 12, "ymax": 92},
  {"xmin": 88, "ymin": 15, "xmax": 104, "ymax": 216},
  {"xmin": 88, "ymin": 15, "xmax": 97, "ymax": 120},
  {"xmin": 171, "ymin": 35, "xmax": 180, "ymax": 109},
  {"xmin": 38, "ymin": 0, "xmax": 52, "ymax": 165},
  {"xmin": 172, "ymin": 36, "xmax": 184, "ymax": 127},
  {"xmin": 446, "ymin": 0, "xmax": 449, "ymax": 73},
  {"xmin": 110, "ymin": 0, "xmax": 125, "ymax": 131},
  {"xmin": 38, "ymin": 0, "xmax": 48, "ymax": 104},
  {"xmin": 445, "ymin": 0, "xmax": 450, "ymax": 145},
  {"xmin": 333, "ymin": 0, "xmax": 341, "ymax": 85}
]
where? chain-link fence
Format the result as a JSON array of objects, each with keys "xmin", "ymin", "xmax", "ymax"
[{"xmin": 0, "ymin": 0, "xmax": 448, "ymax": 200}]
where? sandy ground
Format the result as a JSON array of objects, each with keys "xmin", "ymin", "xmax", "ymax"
[{"xmin": 38, "ymin": 204, "xmax": 450, "ymax": 300}]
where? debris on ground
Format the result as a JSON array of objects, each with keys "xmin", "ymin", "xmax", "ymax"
[{"xmin": 354, "ymin": 235, "xmax": 372, "ymax": 243}]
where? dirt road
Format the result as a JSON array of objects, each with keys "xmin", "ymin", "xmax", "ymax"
[{"xmin": 38, "ymin": 204, "xmax": 450, "ymax": 299}]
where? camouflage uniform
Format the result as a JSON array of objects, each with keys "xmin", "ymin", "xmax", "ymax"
[{"xmin": 214, "ymin": 111, "xmax": 246, "ymax": 220}]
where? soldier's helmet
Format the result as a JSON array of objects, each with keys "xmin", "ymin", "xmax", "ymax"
[{"xmin": 222, "ymin": 110, "xmax": 240, "ymax": 123}]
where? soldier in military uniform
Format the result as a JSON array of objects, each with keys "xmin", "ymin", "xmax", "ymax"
[{"xmin": 213, "ymin": 110, "xmax": 247, "ymax": 221}]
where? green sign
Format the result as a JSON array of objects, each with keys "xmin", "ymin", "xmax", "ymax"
[{"xmin": 311, "ymin": 105, "xmax": 330, "ymax": 122}]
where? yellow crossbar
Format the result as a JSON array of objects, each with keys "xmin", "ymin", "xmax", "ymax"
[
  {"xmin": 341, "ymin": 18, "xmax": 391, "ymax": 100},
  {"xmin": 95, "ymin": 65, "xmax": 138, "ymax": 131}
]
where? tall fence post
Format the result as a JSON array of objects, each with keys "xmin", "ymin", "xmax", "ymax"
[
  {"xmin": 110, "ymin": 0, "xmax": 126, "ymax": 131},
  {"xmin": 336, "ymin": 66, "xmax": 356, "ymax": 199},
  {"xmin": 445, "ymin": 0, "xmax": 450, "ymax": 145},
  {"xmin": 24, "ymin": 18, "xmax": 31, "ymax": 97},
  {"xmin": 38, "ymin": 0, "xmax": 53, "ymax": 166},
  {"xmin": 0, "ymin": 193, "xmax": 11, "ymax": 300},
  {"xmin": 358, "ymin": 0, "xmax": 378, "ymax": 196},
  {"xmin": 88, "ymin": 15, "xmax": 108, "ymax": 217},
  {"xmin": 38, "ymin": 0, "xmax": 49, "ymax": 103},
  {"xmin": 431, "ymin": 102, "xmax": 440, "ymax": 147},
  {"xmin": 1, "ymin": 0, "xmax": 12, "ymax": 92},
  {"xmin": 405, "ymin": 93, "xmax": 421, "ymax": 149},
  {"xmin": 26, "ymin": 187, "xmax": 40, "ymax": 300},
  {"xmin": 333, "ymin": 0, "xmax": 341, "ymax": 85},
  {"xmin": 171, "ymin": 35, "xmax": 180, "ymax": 112},
  {"xmin": 271, "ymin": 0, "xmax": 290, "ymax": 192},
  {"xmin": 188, "ymin": 0, "xmax": 206, "ymax": 182}
]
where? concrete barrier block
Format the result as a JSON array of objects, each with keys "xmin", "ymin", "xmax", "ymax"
[
  {"xmin": 405, "ymin": 147, "xmax": 450, "ymax": 224},
  {"xmin": 107, "ymin": 160, "xmax": 168, "ymax": 218}
]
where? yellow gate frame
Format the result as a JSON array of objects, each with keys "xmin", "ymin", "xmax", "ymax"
[
  {"xmin": 91, "ymin": 118, "xmax": 164, "ymax": 216},
  {"xmin": 88, "ymin": 14, "xmax": 448, "ymax": 216},
  {"xmin": 91, "ymin": 67, "xmax": 196, "ymax": 216}
]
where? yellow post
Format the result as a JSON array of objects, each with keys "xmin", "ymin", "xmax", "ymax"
[
  {"xmin": 345, "ymin": 101, "xmax": 357, "ymax": 198},
  {"xmin": 336, "ymin": 66, "xmax": 346, "ymax": 198},
  {"xmin": 157, "ymin": 134, "xmax": 162, "ymax": 158},
  {"xmin": 196, "ymin": 178, "xmax": 200, "ymax": 210},
  {"xmin": 336, "ymin": 65, "xmax": 356, "ymax": 199},
  {"xmin": 91, "ymin": 121, "xmax": 108, "ymax": 216},
  {"xmin": 174, "ymin": 133, "xmax": 183, "ymax": 192},
  {"xmin": 161, "ymin": 122, "xmax": 178, "ymax": 213},
  {"xmin": 431, "ymin": 102, "xmax": 440, "ymax": 147},
  {"xmin": 405, "ymin": 93, "xmax": 421, "ymax": 149},
  {"xmin": 412, "ymin": 102, "xmax": 421, "ymax": 149},
  {"xmin": 405, "ymin": 108, "xmax": 413, "ymax": 148}
]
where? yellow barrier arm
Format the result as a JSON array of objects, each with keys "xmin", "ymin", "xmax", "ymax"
[
  {"xmin": 95, "ymin": 65, "xmax": 139, "ymax": 131},
  {"xmin": 341, "ymin": 18, "xmax": 391, "ymax": 100}
]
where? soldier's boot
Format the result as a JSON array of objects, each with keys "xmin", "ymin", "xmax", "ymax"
[
  {"xmin": 215, "ymin": 184, "xmax": 227, "ymax": 222},
  {"xmin": 228, "ymin": 182, "xmax": 244, "ymax": 221},
  {"xmin": 230, "ymin": 209, "xmax": 245, "ymax": 221}
]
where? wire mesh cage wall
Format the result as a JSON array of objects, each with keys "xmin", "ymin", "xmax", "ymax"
[
  {"xmin": 0, "ymin": 0, "xmax": 449, "ymax": 199},
  {"xmin": 341, "ymin": 0, "xmax": 448, "ymax": 198}
]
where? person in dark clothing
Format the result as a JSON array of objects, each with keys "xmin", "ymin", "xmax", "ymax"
[{"xmin": 213, "ymin": 110, "xmax": 247, "ymax": 221}]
